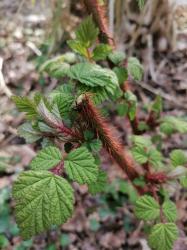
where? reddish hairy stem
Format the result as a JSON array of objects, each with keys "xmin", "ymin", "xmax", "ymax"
[
  {"xmin": 83, "ymin": 1, "xmax": 142, "ymax": 133},
  {"xmin": 77, "ymin": 96, "xmax": 145, "ymax": 189},
  {"xmin": 83, "ymin": 0, "xmax": 115, "ymax": 48},
  {"xmin": 56, "ymin": 124, "xmax": 83, "ymax": 141},
  {"xmin": 82, "ymin": 1, "xmax": 151, "ymax": 193},
  {"xmin": 83, "ymin": 1, "xmax": 148, "ymax": 134}
]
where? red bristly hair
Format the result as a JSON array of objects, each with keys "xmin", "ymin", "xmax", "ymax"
[
  {"xmin": 83, "ymin": 0, "xmax": 115, "ymax": 48},
  {"xmin": 77, "ymin": 95, "xmax": 141, "ymax": 182}
]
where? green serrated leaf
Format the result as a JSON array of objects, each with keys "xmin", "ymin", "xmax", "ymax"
[
  {"xmin": 108, "ymin": 51, "xmax": 126, "ymax": 65},
  {"xmin": 67, "ymin": 40, "xmax": 87, "ymax": 57},
  {"xmin": 12, "ymin": 96, "xmax": 37, "ymax": 119},
  {"xmin": 18, "ymin": 123, "xmax": 41, "ymax": 143},
  {"xmin": 131, "ymin": 135, "xmax": 152, "ymax": 147},
  {"xmin": 50, "ymin": 63, "xmax": 70, "ymax": 78},
  {"xmin": 62, "ymin": 52, "xmax": 77, "ymax": 64},
  {"xmin": 68, "ymin": 63, "xmax": 118, "ymax": 95},
  {"xmin": 160, "ymin": 122, "xmax": 174, "ymax": 135},
  {"xmin": 135, "ymin": 195, "xmax": 160, "ymax": 220},
  {"xmin": 13, "ymin": 171, "xmax": 74, "ymax": 239},
  {"xmin": 50, "ymin": 84, "xmax": 73, "ymax": 99},
  {"xmin": 88, "ymin": 170, "xmax": 107, "ymax": 194},
  {"xmin": 132, "ymin": 146, "xmax": 148, "ymax": 164},
  {"xmin": 40, "ymin": 55, "xmax": 64, "ymax": 72},
  {"xmin": 64, "ymin": 147, "xmax": 98, "ymax": 184},
  {"xmin": 127, "ymin": 57, "xmax": 143, "ymax": 81},
  {"xmin": 161, "ymin": 116, "xmax": 187, "ymax": 134},
  {"xmin": 113, "ymin": 67, "xmax": 128, "ymax": 85},
  {"xmin": 40, "ymin": 55, "xmax": 71, "ymax": 78},
  {"xmin": 54, "ymin": 93, "xmax": 74, "ymax": 118},
  {"xmin": 92, "ymin": 44, "xmax": 112, "ymax": 61},
  {"xmin": 148, "ymin": 223, "xmax": 178, "ymax": 250},
  {"xmin": 31, "ymin": 146, "xmax": 62, "ymax": 170},
  {"xmin": 148, "ymin": 149, "xmax": 163, "ymax": 167},
  {"xmin": 89, "ymin": 139, "xmax": 102, "ymax": 153},
  {"xmin": 162, "ymin": 200, "xmax": 177, "ymax": 222},
  {"xmin": 170, "ymin": 149, "xmax": 187, "ymax": 167},
  {"xmin": 75, "ymin": 16, "xmax": 99, "ymax": 47},
  {"xmin": 78, "ymin": 84, "xmax": 109, "ymax": 104}
]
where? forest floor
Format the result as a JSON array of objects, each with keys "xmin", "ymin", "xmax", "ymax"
[{"xmin": 0, "ymin": 1, "xmax": 187, "ymax": 250}]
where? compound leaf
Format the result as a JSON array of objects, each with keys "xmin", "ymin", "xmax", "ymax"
[
  {"xmin": 31, "ymin": 146, "xmax": 62, "ymax": 170},
  {"xmin": 64, "ymin": 147, "xmax": 98, "ymax": 184},
  {"xmin": 148, "ymin": 223, "xmax": 178, "ymax": 250},
  {"xmin": 13, "ymin": 171, "xmax": 74, "ymax": 239},
  {"xmin": 135, "ymin": 195, "xmax": 160, "ymax": 221}
]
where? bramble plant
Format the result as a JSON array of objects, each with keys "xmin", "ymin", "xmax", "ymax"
[{"xmin": 11, "ymin": 3, "xmax": 187, "ymax": 250}]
